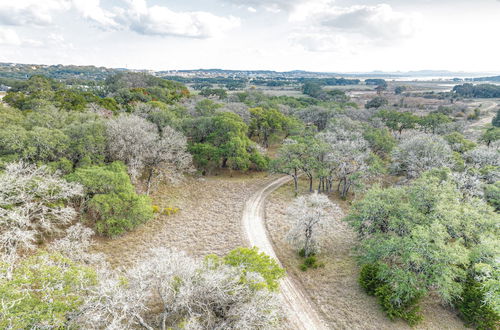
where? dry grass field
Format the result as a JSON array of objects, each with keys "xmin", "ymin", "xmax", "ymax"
[{"xmin": 92, "ymin": 171, "xmax": 273, "ymax": 268}]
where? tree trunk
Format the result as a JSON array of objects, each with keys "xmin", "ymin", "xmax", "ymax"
[
  {"xmin": 145, "ymin": 168, "xmax": 154, "ymax": 195},
  {"xmin": 308, "ymin": 175, "xmax": 313, "ymax": 193},
  {"xmin": 341, "ymin": 178, "xmax": 349, "ymax": 198},
  {"xmin": 304, "ymin": 226, "xmax": 312, "ymax": 257},
  {"xmin": 293, "ymin": 168, "xmax": 299, "ymax": 195}
]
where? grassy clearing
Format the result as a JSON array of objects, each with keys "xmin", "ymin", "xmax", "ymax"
[
  {"xmin": 92, "ymin": 172, "xmax": 272, "ymax": 268},
  {"xmin": 265, "ymin": 177, "xmax": 467, "ymax": 330}
]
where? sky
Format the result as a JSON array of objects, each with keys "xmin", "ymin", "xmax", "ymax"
[{"xmin": 0, "ymin": 0, "xmax": 499, "ymax": 72}]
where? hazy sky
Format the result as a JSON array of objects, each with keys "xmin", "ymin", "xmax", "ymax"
[{"xmin": 0, "ymin": 0, "xmax": 498, "ymax": 72}]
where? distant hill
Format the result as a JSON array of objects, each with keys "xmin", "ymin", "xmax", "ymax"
[
  {"xmin": 0, "ymin": 63, "xmax": 123, "ymax": 82},
  {"xmin": 1, "ymin": 62, "xmax": 497, "ymax": 83}
]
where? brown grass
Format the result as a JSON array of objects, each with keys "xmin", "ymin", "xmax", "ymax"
[
  {"xmin": 265, "ymin": 178, "xmax": 467, "ymax": 330},
  {"xmin": 92, "ymin": 172, "xmax": 272, "ymax": 268}
]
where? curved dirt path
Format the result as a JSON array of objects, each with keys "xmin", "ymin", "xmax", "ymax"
[
  {"xmin": 242, "ymin": 176, "xmax": 328, "ymax": 330},
  {"xmin": 468, "ymin": 100, "xmax": 498, "ymax": 129}
]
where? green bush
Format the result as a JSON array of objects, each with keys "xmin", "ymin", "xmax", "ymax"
[
  {"xmin": 67, "ymin": 162, "xmax": 153, "ymax": 237},
  {"xmin": 375, "ymin": 284, "xmax": 423, "ymax": 326},
  {"xmin": 88, "ymin": 192, "xmax": 153, "ymax": 237},
  {"xmin": 298, "ymin": 248, "xmax": 307, "ymax": 258},
  {"xmin": 222, "ymin": 247, "xmax": 285, "ymax": 291},
  {"xmin": 66, "ymin": 162, "xmax": 134, "ymax": 196},
  {"xmin": 359, "ymin": 263, "xmax": 423, "ymax": 325},
  {"xmin": 456, "ymin": 276, "xmax": 499, "ymax": 330},
  {"xmin": 359, "ymin": 263, "xmax": 384, "ymax": 295},
  {"xmin": 484, "ymin": 182, "xmax": 499, "ymax": 211},
  {"xmin": 0, "ymin": 252, "xmax": 96, "ymax": 329},
  {"xmin": 303, "ymin": 256, "xmax": 317, "ymax": 268},
  {"xmin": 48, "ymin": 157, "xmax": 73, "ymax": 175},
  {"xmin": 299, "ymin": 255, "xmax": 324, "ymax": 271}
]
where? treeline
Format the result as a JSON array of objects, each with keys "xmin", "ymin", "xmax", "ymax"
[
  {"xmin": 0, "ymin": 62, "xmax": 120, "ymax": 80},
  {"xmin": 453, "ymin": 83, "xmax": 500, "ymax": 98},
  {"xmin": 472, "ymin": 76, "xmax": 500, "ymax": 83}
]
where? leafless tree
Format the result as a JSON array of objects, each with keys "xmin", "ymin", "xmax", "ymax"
[
  {"xmin": 106, "ymin": 114, "xmax": 158, "ymax": 181},
  {"xmin": 218, "ymin": 102, "xmax": 251, "ymax": 124},
  {"xmin": 287, "ymin": 192, "xmax": 343, "ymax": 257},
  {"xmin": 106, "ymin": 115, "xmax": 192, "ymax": 192},
  {"xmin": 391, "ymin": 132, "xmax": 453, "ymax": 179},
  {"xmin": 464, "ymin": 145, "xmax": 500, "ymax": 183},
  {"xmin": 319, "ymin": 129, "xmax": 371, "ymax": 197},
  {"xmin": 0, "ymin": 162, "xmax": 82, "ymax": 265},
  {"xmin": 143, "ymin": 126, "xmax": 193, "ymax": 194},
  {"xmin": 73, "ymin": 248, "xmax": 282, "ymax": 330},
  {"xmin": 130, "ymin": 248, "xmax": 282, "ymax": 330}
]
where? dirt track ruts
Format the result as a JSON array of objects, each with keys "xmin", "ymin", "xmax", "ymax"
[{"xmin": 241, "ymin": 176, "xmax": 328, "ymax": 330}]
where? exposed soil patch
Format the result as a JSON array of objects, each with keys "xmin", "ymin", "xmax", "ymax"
[{"xmin": 265, "ymin": 179, "xmax": 467, "ymax": 330}]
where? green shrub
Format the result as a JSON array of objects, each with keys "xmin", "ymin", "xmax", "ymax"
[
  {"xmin": 299, "ymin": 255, "xmax": 324, "ymax": 271},
  {"xmin": 67, "ymin": 162, "xmax": 153, "ymax": 237},
  {"xmin": 303, "ymin": 256, "xmax": 318, "ymax": 268},
  {"xmin": 66, "ymin": 162, "xmax": 134, "ymax": 196},
  {"xmin": 359, "ymin": 263, "xmax": 423, "ymax": 325},
  {"xmin": 484, "ymin": 182, "xmax": 500, "ymax": 211},
  {"xmin": 48, "ymin": 157, "xmax": 73, "ymax": 175},
  {"xmin": 222, "ymin": 247, "xmax": 285, "ymax": 291},
  {"xmin": 88, "ymin": 192, "xmax": 153, "ymax": 237},
  {"xmin": 375, "ymin": 284, "xmax": 423, "ymax": 326},
  {"xmin": 0, "ymin": 252, "xmax": 96, "ymax": 329},
  {"xmin": 359, "ymin": 263, "xmax": 384, "ymax": 296},
  {"xmin": 456, "ymin": 276, "xmax": 499, "ymax": 330}
]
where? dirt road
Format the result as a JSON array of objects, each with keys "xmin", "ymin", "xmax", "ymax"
[
  {"xmin": 241, "ymin": 176, "xmax": 328, "ymax": 330},
  {"xmin": 468, "ymin": 100, "xmax": 498, "ymax": 129}
]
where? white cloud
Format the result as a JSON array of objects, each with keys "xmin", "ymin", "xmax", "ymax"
[
  {"xmin": 222, "ymin": 0, "xmax": 308, "ymax": 12},
  {"xmin": 0, "ymin": 27, "xmax": 41, "ymax": 46},
  {"xmin": 0, "ymin": 28, "xmax": 21, "ymax": 45},
  {"xmin": 290, "ymin": 3, "xmax": 421, "ymax": 51},
  {"xmin": 0, "ymin": 0, "xmax": 70, "ymax": 26},
  {"xmin": 114, "ymin": 0, "xmax": 240, "ymax": 38},
  {"xmin": 72, "ymin": 0, "xmax": 118, "ymax": 28},
  {"xmin": 0, "ymin": 0, "xmax": 239, "ymax": 39},
  {"xmin": 289, "ymin": 32, "xmax": 352, "ymax": 52}
]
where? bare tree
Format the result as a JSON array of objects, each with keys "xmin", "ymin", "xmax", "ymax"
[
  {"xmin": 130, "ymin": 248, "xmax": 282, "ymax": 330},
  {"xmin": 106, "ymin": 115, "xmax": 192, "ymax": 192},
  {"xmin": 71, "ymin": 268, "xmax": 152, "ymax": 330},
  {"xmin": 143, "ymin": 126, "xmax": 193, "ymax": 194},
  {"xmin": 0, "ymin": 162, "xmax": 82, "ymax": 264},
  {"xmin": 106, "ymin": 114, "xmax": 158, "ymax": 181},
  {"xmin": 287, "ymin": 192, "xmax": 343, "ymax": 257},
  {"xmin": 391, "ymin": 132, "xmax": 453, "ymax": 179},
  {"xmin": 73, "ymin": 248, "xmax": 282, "ymax": 330},
  {"xmin": 319, "ymin": 129, "xmax": 371, "ymax": 197},
  {"xmin": 464, "ymin": 145, "xmax": 500, "ymax": 183},
  {"xmin": 218, "ymin": 102, "xmax": 251, "ymax": 124}
]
